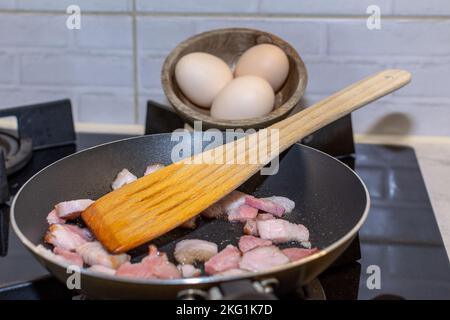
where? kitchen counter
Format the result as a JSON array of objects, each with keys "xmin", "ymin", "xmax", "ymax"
[{"xmin": 355, "ymin": 134, "xmax": 450, "ymax": 259}]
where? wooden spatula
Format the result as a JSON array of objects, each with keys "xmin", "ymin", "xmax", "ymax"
[{"xmin": 82, "ymin": 69, "xmax": 411, "ymax": 253}]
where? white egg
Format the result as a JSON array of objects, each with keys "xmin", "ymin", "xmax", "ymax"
[
  {"xmin": 175, "ymin": 52, "xmax": 233, "ymax": 108},
  {"xmin": 234, "ymin": 44, "xmax": 289, "ymax": 92},
  {"xmin": 211, "ymin": 76, "xmax": 275, "ymax": 120}
]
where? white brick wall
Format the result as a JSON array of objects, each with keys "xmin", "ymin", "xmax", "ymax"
[
  {"xmin": 0, "ymin": 1, "xmax": 450, "ymax": 136},
  {"xmin": 75, "ymin": 16, "xmax": 133, "ymax": 50},
  {"xmin": 136, "ymin": 17, "xmax": 197, "ymax": 54},
  {"xmin": 0, "ymin": 14, "xmax": 70, "ymax": 47},
  {"xmin": 20, "ymin": 53, "xmax": 133, "ymax": 87},
  {"xmin": 15, "ymin": 0, "xmax": 132, "ymax": 12},
  {"xmin": 393, "ymin": 0, "xmax": 450, "ymax": 16},
  {"xmin": 0, "ymin": 54, "xmax": 15, "ymax": 83},
  {"xmin": 0, "ymin": 1, "xmax": 14, "ymax": 10},
  {"xmin": 79, "ymin": 93, "xmax": 135, "ymax": 124},
  {"xmin": 136, "ymin": 0, "xmax": 259, "ymax": 14},
  {"xmin": 259, "ymin": 0, "xmax": 393, "ymax": 15},
  {"xmin": 327, "ymin": 20, "xmax": 450, "ymax": 56}
]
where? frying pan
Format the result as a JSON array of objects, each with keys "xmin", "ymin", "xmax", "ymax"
[{"xmin": 10, "ymin": 133, "xmax": 369, "ymax": 299}]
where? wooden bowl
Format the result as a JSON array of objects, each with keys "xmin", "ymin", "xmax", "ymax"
[{"xmin": 161, "ymin": 28, "xmax": 308, "ymax": 130}]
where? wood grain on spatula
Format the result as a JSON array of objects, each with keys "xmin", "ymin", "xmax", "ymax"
[{"xmin": 82, "ymin": 69, "xmax": 412, "ymax": 253}]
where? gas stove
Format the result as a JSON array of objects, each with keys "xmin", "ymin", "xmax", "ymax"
[{"xmin": 0, "ymin": 99, "xmax": 449, "ymax": 300}]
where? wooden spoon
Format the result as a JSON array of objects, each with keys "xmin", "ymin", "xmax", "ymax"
[{"xmin": 82, "ymin": 69, "xmax": 411, "ymax": 253}]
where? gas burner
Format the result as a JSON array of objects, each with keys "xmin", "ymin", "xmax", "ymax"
[{"xmin": 0, "ymin": 130, "xmax": 32, "ymax": 175}]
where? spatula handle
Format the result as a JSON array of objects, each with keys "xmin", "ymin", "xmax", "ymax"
[{"xmin": 271, "ymin": 69, "xmax": 412, "ymax": 152}]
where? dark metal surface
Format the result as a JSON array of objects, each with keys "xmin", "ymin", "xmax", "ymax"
[
  {"xmin": 302, "ymin": 115, "xmax": 355, "ymax": 157},
  {"xmin": 0, "ymin": 275, "xmax": 74, "ymax": 300},
  {"xmin": 0, "ymin": 99, "xmax": 76, "ymax": 150},
  {"xmin": 0, "ymin": 131, "xmax": 32, "ymax": 175},
  {"xmin": 10, "ymin": 134, "xmax": 368, "ymax": 299},
  {"xmin": 145, "ymin": 100, "xmax": 185, "ymax": 135},
  {"xmin": 355, "ymin": 144, "xmax": 450, "ymax": 299}
]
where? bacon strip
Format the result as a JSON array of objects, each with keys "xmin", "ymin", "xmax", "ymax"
[
  {"xmin": 204, "ymin": 245, "xmax": 241, "ymax": 275},
  {"xmin": 44, "ymin": 224, "xmax": 88, "ymax": 251},
  {"xmin": 54, "ymin": 199, "xmax": 94, "ymax": 220},
  {"xmin": 256, "ymin": 219, "xmax": 309, "ymax": 243},
  {"xmin": 245, "ymin": 196, "xmax": 285, "ymax": 217},
  {"xmin": 239, "ymin": 245, "xmax": 290, "ymax": 272},
  {"xmin": 238, "ymin": 235, "xmax": 272, "ymax": 253},
  {"xmin": 111, "ymin": 168, "xmax": 137, "ymax": 190},
  {"xmin": 76, "ymin": 241, "xmax": 130, "ymax": 269}
]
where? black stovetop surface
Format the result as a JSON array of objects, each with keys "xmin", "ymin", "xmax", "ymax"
[{"xmin": 0, "ymin": 133, "xmax": 449, "ymax": 300}]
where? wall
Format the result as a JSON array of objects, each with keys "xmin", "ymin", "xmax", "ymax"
[{"xmin": 0, "ymin": 0, "xmax": 449, "ymax": 136}]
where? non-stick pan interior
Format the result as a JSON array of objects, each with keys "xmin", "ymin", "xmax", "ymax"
[{"xmin": 13, "ymin": 133, "xmax": 367, "ymax": 262}]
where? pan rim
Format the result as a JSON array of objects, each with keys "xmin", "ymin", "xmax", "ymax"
[{"xmin": 10, "ymin": 133, "xmax": 370, "ymax": 287}]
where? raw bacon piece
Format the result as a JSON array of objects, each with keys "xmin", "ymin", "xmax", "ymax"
[
  {"xmin": 243, "ymin": 214, "xmax": 276, "ymax": 237},
  {"xmin": 44, "ymin": 224, "xmax": 88, "ymax": 251},
  {"xmin": 76, "ymin": 241, "xmax": 130, "ymax": 269},
  {"xmin": 263, "ymin": 196, "xmax": 295, "ymax": 213},
  {"xmin": 177, "ymin": 264, "xmax": 201, "ymax": 278},
  {"xmin": 238, "ymin": 235, "xmax": 272, "ymax": 253},
  {"xmin": 257, "ymin": 213, "xmax": 276, "ymax": 220},
  {"xmin": 174, "ymin": 239, "xmax": 218, "ymax": 264},
  {"xmin": 53, "ymin": 247, "xmax": 83, "ymax": 267},
  {"xmin": 245, "ymin": 196, "xmax": 285, "ymax": 217},
  {"xmin": 144, "ymin": 163, "xmax": 165, "ymax": 176},
  {"xmin": 281, "ymin": 248, "xmax": 318, "ymax": 262},
  {"xmin": 239, "ymin": 246, "xmax": 289, "ymax": 272},
  {"xmin": 243, "ymin": 219, "xmax": 258, "ymax": 236},
  {"xmin": 54, "ymin": 199, "xmax": 94, "ymax": 220},
  {"xmin": 64, "ymin": 224, "xmax": 94, "ymax": 242},
  {"xmin": 115, "ymin": 261, "xmax": 157, "ymax": 279},
  {"xmin": 87, "ymin": 265, "xmax": 116, "ymax": 275},
  {"xmin": 204, "ymin": 245, "xmax": 241, "ymax": 275},
  {"xmin": 227, "ymin": 204, "xmax": 258, "ymax": 222},
  {"xmin": 201, "ymin": 191, "xmax": 246, "ymax": 219},
  {"xmin": 256, "ymin": 219, "xmax": 309, "ymax": 243},
  {"xmin": 111, "ymin": 168, "xmax": 137, "ymax": 190},
  {"xmin": 36, "ymin": 245, "xmax": 82, "ymax": 267},
  {"xmin": 141, "ymin": 245, "xmax": 181, "ymax": 279},
  {"xmin": 46, "ymin": 209, "xmax": 64, "ymax": 225}
]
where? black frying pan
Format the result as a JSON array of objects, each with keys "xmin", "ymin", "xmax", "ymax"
[{"xmin": 10, "ymin": 133, "xmax": 369, "ymax": 299}]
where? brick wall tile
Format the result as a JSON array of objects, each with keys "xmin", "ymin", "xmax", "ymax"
[
  {"xmin": 79, "ymin": 93, "xmax": 135, "ymax": 124},
  {"xmin": 0, "ymin": 14, "xmax": 69, "ymax": 47},
  {"xmin": 20, "ymin": 53, "xmax": 133, "ymax": 87},
  {"xmin": 15, "ymin": 0, "xmax": 132, "ymax": 12},
  {"xmin": 75, "ymin": 16, "xmax": 133, "ymax": 50},
  {"xmin": 328, "ymin": 20, "xmax": 450, "ymax": 56}
]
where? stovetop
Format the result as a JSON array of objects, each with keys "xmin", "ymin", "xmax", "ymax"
[{"xmin": 1, "ymin": 132, "xmax": 449, "ymax": 299}]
